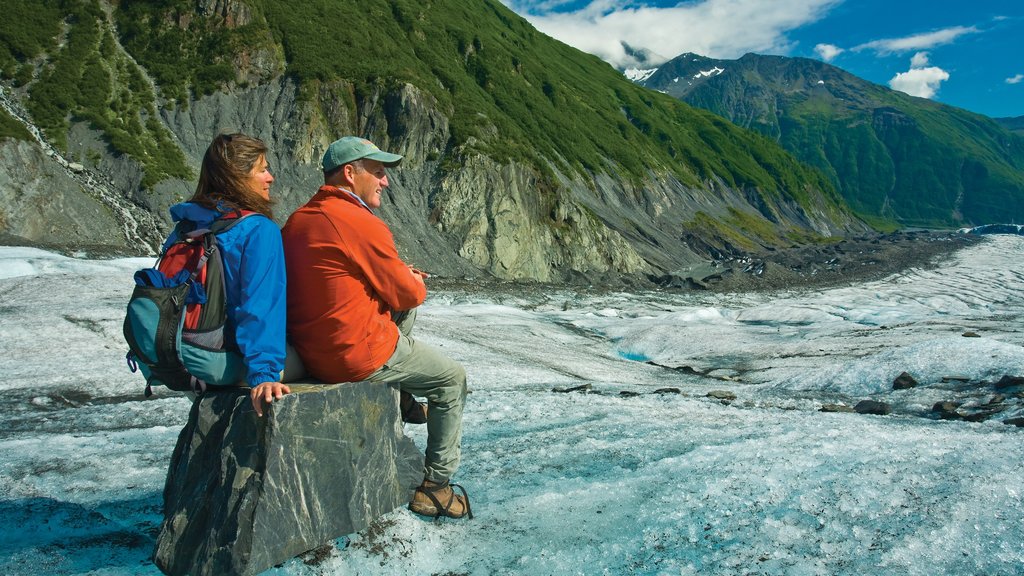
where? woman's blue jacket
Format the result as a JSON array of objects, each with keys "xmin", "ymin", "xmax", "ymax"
[{"xmin": 165, "ymin": 202, "xmax": 286, "ymax": 387}]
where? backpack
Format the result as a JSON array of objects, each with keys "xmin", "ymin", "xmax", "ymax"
[{"xmin": 124, "ymin": 211, "xmax": 256, "ymax": 397}]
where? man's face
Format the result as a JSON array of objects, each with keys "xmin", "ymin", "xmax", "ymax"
[{"xmin": 347, "ymin": 159, "xmax": 389, "ymax": 210}]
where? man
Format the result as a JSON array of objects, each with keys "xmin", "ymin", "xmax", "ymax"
[{"xmin": 282, "ymin": 136, "xmax": 471, "ymax": 520}]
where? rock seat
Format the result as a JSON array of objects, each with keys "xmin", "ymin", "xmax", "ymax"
[{"xmin": 153, "ymin": 381, "xmax": 421, "ymax": 576}]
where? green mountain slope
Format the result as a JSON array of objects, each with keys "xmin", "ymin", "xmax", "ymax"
[
  {"xmin": 0, "ymin": 0, "xmax": 192, "ymax": 187},
  {"xmin": 1, "ymin": 0, "xmax": 868, "ymax": 280},
  {"xmin": 996, "ymin": 116, "xmax": 1024, "ymax": 136},
  {"xmin": 639, "ymin": 53, "xmax": 1024, "ymax": 227},
  {"xmin": 113, "ymin": 0, "xmax": 839, "ymax": 202}
]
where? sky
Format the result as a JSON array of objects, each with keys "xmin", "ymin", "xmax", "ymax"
[{"xmin": 500, "ymin": 0, "xmax": 1024, "ymax": 118}]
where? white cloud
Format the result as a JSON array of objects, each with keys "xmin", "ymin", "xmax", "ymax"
[
  {"xmin": 1007, "ymin": 74, "xmax": 1024, "ymax": 85},
  {"xmin": 855, "ymin": 26, "xmax": 979, "ymax": 55},
  {"xmin": 814, "ymin": 43, "xmax": 844, "ymax": 62},
  {"xmin": 889, "ymin": 66, "xmax": 950, "ymax": 99},
  {"xmin": 909, "ymin": 51, "xmax": 930, "ymax": 68},
  {"xmin": 500, "ymin": 0, "xmax": 843, "ymax": 69}
]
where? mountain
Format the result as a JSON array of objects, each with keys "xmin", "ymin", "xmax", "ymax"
[
  {"xmin": 620, "ymin": 42, "xmax": 665, "ymax": 71},
  {"xmin": 634, "ymin": 53, "xmax": 1024, "ymax": 228},
  {"xmin": 996, "ymin": 116, "xmax": 1024, "ymax": 136},
  {"xmin": 0, "ymin": 0, "xmax": 867, "ymax": 284}
]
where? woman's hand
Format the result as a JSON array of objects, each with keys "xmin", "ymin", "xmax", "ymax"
[{"xmin": 251, "ymin": 381, "xmax": 291, "ymax": 417}]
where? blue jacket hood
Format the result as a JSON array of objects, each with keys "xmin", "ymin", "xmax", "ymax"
[{"xmin": 169, "ymin": 202, "xmax": 220, "ymax": 228}]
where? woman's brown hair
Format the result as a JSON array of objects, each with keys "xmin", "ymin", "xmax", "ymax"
[{"xmin": 190, "ymin": 133, "xmax": 273, "ymax": 217}]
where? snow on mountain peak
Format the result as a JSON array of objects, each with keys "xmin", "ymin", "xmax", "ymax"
[
  {"xmin": 693, "ymin": 67, "xmax": 725, "ymax": 80},
  {"xmin": 624, "ymin": 67, "xmax": 657, "ymax": 83}
]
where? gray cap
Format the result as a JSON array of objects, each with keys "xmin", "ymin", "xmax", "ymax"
[{"xmin": 321, "ymin": 136, "xmax": 403, "ymax": 172}]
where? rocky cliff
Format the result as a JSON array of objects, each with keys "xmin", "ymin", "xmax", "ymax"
[{"xmin": 0, "ymin": 0, "xmax": 869, "ymax": 285}]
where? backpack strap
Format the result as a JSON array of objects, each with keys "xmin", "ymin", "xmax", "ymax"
[{"xmin": 209, "ymin": 210, "xmax": 258, "ymax": 235}]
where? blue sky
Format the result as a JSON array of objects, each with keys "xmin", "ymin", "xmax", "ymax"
[{"xmin": 500, "ymin": 0, "xmax": 1023, "ymax": 118}]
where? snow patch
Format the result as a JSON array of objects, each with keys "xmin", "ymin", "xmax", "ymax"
[
  {"xmin": 623, "ymin": 67, "xmax": 657, "ymax": 82},
  {"xmin": 693, "ymin": 67, "xmax": 724, "ymax": 79}
]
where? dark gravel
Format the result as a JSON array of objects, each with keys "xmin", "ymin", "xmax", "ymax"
[
  {"xmin": 698, "ymin": 230, "xmax": 983, "ymax": 293},
  {"xmin": 430, "ymin": 230, "xmax": 984, "ymax": 296}
]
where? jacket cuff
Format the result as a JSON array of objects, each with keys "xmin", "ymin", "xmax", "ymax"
[{"xmin": 247, "ymin": 372, "xmax": 279, "ymax": 388}]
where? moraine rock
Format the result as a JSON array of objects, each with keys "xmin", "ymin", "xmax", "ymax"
[
  {"xmin": 994, "ymin": 375, "xmax": 1024, "ymax": 390},
  {"xmin": 706, "ymin": 390, "xmax": 737, "ymax": 402},
  {"xmin": 892, "ymin": 371, "xmax": 918, "ymax": 390},
  {"xmin": 820, "ymin": 404, "xmax": 856, "ymax": 413},
  {"xmin": 153, "ymin": 382, "xmax": 422, "ymax": 576},
  {"xmin": 961, "ymin": 408, "xmax": 1003, "ymax": 423},
  {"xmin": 553, "ymin": 383, "xmax": 593, "ymax": 393},
  {"xmin": 854, "ymin": 400, "xmax": 892, "ymax": 416},
  {"xmin": 932, "ymin": 401, "xmax": 962, "ymax": 420}
]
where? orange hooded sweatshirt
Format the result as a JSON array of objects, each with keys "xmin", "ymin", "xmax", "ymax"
[{"xmin": 282, "ymin": 186, "xmax": 426, "ymax": 382}]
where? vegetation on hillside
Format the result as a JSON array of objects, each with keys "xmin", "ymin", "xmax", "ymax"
[
  {"xmin": 0, "ymin": 0, "xmax": 191, "ymax": 187},
  {"xmin": 113, "ymin": 0, "xmax": 847, "ymax": 230},
  {"xmin": 995, "ymin": 116, "xmax": 1024, "ymax": 135},
  {"xmin": 115, "ymin": 0, "xmax": 278, "ymax": 102},
  {"xmin": 265, "ymin": 1, "xmax": 841, "ymax": 199},
  {"xmin": 653, "ymin": 54, "xmax": 1024, "ymax": 227},
  {"xmin": 2, "ymin": 0, "xmax": 857, "ymax": 243},
  {"xmin": 0, "ymin": 107, "xmax": 32, "ymax": 141},
  {"xmin": 0, "ymin": 0, "xmax": 62, "ymax": 84}
]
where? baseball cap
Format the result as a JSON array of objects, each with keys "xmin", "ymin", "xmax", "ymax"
[{"xmin": 321, "ymin": 137, "xmax": 403, "ymax": 172}]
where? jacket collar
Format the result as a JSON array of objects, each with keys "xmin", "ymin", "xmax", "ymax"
[{"xmin": 317, "ymin": 185, "xmax": 373, "ymax": 212}]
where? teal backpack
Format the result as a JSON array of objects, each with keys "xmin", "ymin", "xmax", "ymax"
[{"xmin": 124, "ymin": 212, "xmax": 254, "ymax": 396}]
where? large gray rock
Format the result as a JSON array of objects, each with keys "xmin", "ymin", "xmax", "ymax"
[{"xmin": 153, "ymin": 382, "xmax": 423, "ymax": 576}]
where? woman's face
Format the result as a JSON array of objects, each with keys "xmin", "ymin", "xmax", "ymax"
[{"xmin": 247, "ymin": 155, "xmax": 274, "ymax": 200}]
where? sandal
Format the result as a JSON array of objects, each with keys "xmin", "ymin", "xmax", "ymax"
[
  {"xmin": 409, "ymin": 479, "xmax": 473, "ymax": 520},
  {"xmin": 400, "ymin": 391, "xmax": 428, "ymax": 424}
]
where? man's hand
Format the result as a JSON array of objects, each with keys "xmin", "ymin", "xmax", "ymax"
[
  {"xmin": 251, "ymin": 381, "xmax": 291, "ymax": 417},
  {"xmin": 408, "ymin": 265, "xmax": 429, "ymax": 279}
]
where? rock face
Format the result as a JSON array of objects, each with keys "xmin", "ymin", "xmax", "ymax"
[
  {"xmin": 0, "ymin": 140, "xmax": 118, "ymax": 251},
  {"xmin": 0, "ymin": 4, "xmax": 869, "ymax": 281},
  {"xmin": 153, "ymin": 382, "xmax": 423, "ymax": 576},
  {"xmin": 0, "ymin": 91, "xmax": 168, "ymax": 254}
]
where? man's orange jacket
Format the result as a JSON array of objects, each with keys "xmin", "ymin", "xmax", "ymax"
[{"xmin": 282, "ymin": 186, "xmax": 426, "ymax": 382}]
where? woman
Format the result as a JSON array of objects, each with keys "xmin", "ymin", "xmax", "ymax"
[{"xmin": 164, "ymin": 132, "xmax": 290, "ymax": 414}]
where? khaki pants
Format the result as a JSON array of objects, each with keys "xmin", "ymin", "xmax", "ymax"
[
  {"xmin": 368, "ymin": 309, "xmax": 467, "ymax": 482},
  {"xmin": 281, "ymin": 344, "xmax": 307, "ymax": 383}
]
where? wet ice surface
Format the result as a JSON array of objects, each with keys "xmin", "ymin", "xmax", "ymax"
[{"xmin": 1, "ymin": 237, "xmax": 1023, "ymax": 575}]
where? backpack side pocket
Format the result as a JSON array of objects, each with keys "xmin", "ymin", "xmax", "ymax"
[{"xmin": 124, "ymin": 282, "xmax": 193, "ymax": 391}]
